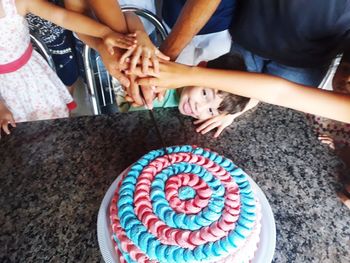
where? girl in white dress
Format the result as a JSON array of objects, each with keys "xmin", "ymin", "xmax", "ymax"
[{"xmin": 0, "ymin": 0, "xmax": 136, "ymax": 134}]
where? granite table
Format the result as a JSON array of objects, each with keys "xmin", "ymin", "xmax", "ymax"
[{"xmin": 0, "ymin": 104, "xmax": 349, "ymax": 263}]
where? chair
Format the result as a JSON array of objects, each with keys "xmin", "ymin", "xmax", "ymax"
[
  {"xmin": 30, "ymin": 32, "xmax": 56, "ymax": 71},
  {"xmin": 83, "ymin": 7, "xmax": 168, "ymax": 115},
  {"xmin": 318, "ymin": 54, "xmax": 343, "ymax": 90}
]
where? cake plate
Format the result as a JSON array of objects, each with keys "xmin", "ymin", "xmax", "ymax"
[{"xmin": 97, "ymin": 168, "xmax": 276, "ymax": 263}]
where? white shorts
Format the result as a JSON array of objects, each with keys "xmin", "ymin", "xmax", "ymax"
[
  {"xmin": 164, "ymin": 22, "xmax": 232, "ymax": 66},
  {"xmin": 118, "ymin": 0, "xmax": 156, "ymax": 35}
]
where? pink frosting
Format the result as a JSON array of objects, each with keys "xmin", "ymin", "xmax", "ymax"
[
  {"xmin": 109, "ymin": 151, "xmax": 260, "ymax": 263},
  {"xmin": 165, "ymin": 173, "xmax": 212, "ymax": 214}
]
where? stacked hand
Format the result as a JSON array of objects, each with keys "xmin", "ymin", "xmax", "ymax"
[
  {"xmin": 98, "ymin": 31, "xmax": 238, "ymax": 137},
  {"xmin": 118, "ymin": 30, "xmax": 169, "ymax": 108}
]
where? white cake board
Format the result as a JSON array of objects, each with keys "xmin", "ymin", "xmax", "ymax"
[{"xmin": 97, "ymin": 168, "xmax": 276, "ymax": 263}]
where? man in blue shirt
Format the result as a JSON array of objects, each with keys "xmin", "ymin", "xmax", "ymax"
[{"xmin": 160, "ymin": 0, "xmax": 236, "ymax": 65}]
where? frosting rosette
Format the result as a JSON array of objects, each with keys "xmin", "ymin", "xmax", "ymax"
[{"xmin": 110, "ymin": 145, "xmax": 261, "ymax": 263}]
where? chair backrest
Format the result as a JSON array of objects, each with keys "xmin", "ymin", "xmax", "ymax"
[
  {"xmin": 83, "ymin": 7, "xmax": 168, "ymax": 115},
  {"xmin": 30, "ymin": 32, "xmax": 56, "ymax": 70},
  {"xmin": 318, "ymin": 54, "xmax": 343, "ymax": 91}
]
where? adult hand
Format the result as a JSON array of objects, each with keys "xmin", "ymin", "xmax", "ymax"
[
  {"xmin": 194, "ymin": 113, "xmax": 236, "ymax": 138},
  {"xmin": 120, "ymin": 30, "xmax": 169, "ymax": 75},
  {"xmin": 124, "ymin": 74, "xmax": 155, "ymax": 109},
  {"xmin": 96, "ymin": 41, "xmax": 130, "ymax": 87},
  {"xmin": 0, "ymin": 102, "xmax": 16, "ymax": 135}
]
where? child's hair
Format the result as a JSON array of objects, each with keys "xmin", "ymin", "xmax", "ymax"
[{"xmin": 206, "ymin": 54, "xmax": 250, "ymax": 114}]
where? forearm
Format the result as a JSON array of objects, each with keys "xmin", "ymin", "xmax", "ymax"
[
  {"xmin": 124, "ymin": 11, "xmax": 146, "ymax": 33},
  {"xmin": 28, "ymin": 2, "xmax": 113, "ymax": 39},
  {"xmin": 160, "ymin": 0, "xmax": 221, "ymax": 60},
  {"xmin": 189, "ymin": 67, "xmax": 350, "ymax": 123},
  {"xmin": 86, "ymin": 0, "xmax": 128, "ymax": 33},
  {"xmin": 64, "ymin": 0, "xmax": 119, "ymax": 51},
  {"xmin": 76, "ymin": 33, "xmax": 103, "ymax": 51}
]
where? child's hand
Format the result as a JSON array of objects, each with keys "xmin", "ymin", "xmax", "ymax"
[
  {"xmin": 194, "ymin": 113, "xmax": 236, "ymax": 138},
  {"xmin": 0, "ymin": 102, "xmax": 16, "ymax": 136},
  {"xmin": 135, "ymin": 61, "xmax": 192, "ymax": 90},
  {"xmin": 103, "ymin": 31, "xmax": 137, "ymax": 55},
  {"xmin": 120, "ymin": 30, "xmax": 169, "ymax": 75}
]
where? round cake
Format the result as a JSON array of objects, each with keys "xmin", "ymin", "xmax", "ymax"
[{"xmin": 109, "ymin": 145, "xmax": 261, "ymax": 263}]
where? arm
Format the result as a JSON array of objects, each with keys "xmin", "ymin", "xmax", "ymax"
[
  {"xmin": 86, "ymin": 0, "xmax": 128, "ymax": 33},
  {"xmin": 190, "ymin": 67, "xmax": 350, "ymax": 123},
  {"xmin": 24, "ymin": 0, "xmax": 127, "ymax": 40},
  {"xmin": 159, "ymin": 0, "xmax": 221, "ymax": 60},
  {"xmin": 136, "ymin": 62, "xmax": 350, "ymax": 123},
  {"xmin": 63, "ymin": 0, "xmax": 131, "ymax": 86}
]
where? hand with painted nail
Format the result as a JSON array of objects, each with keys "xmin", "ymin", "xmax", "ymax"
[
  {"xmin": 0, "ymin": 101, "xmax": 16, "ymax": 136},
  {"xmin": 119, "ymin": 30, "xmax": 169, "ymax": 75},
  {"xmin": 124, "ymin": 74, "xmax": 156, "ymax": 109},
  {"xmin": 103, "ymin": 31, "xmax": 137, "ymax": 55}
]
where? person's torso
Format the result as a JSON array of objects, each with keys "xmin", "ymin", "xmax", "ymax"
[
  {"xmin": 162, "ymin": 0, "xmax": 236, "ymax": 35},
  {"xmin": 0, "ymin": 0, "xmax": 30, "ymax": 64},
  {"xmin": 230, "ymin": 0, "xmax": 350, "ymax": 67}
]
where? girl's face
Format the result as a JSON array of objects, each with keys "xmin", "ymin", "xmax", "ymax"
[{"xmin": 178, "ymin": 86, "xmax": 224, "ymax": 120}]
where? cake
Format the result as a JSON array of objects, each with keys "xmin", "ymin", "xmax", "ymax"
[{"xmin": 109, "ymin": 145, "xmax": 261, "ymax": 263}]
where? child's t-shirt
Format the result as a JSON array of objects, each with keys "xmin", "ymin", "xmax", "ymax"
[{"xmin": 129, "ymin": 89, "xmax": 179, "ymax": 111}]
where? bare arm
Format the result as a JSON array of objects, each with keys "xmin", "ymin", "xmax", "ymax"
[
  {"xmin": 63, "ymin": 0, "xmax": 101, "ymax": 50},
  {"xmin": 137, "ymin": 62, "xmax": 350, "ymax": 123},
  {"xmin": 124, "ymin": 11, "xmax": 146, "ymax": 33},
  {"xmin": 191, "ymin": 68, "xmax": 350, "ymax": 123},
  {"xmin": 23, "ymin": 0, "xmax": 121, "ymax": 39},
  {"xmin": 86, "ymin": 0, "xmax": 128, "ymax": 33},
  {"xmin": 63, "ymin": 0, "xmax": 131, "ymax": 86},
  {"xmin": 159, "ymin": 0, "xmax": 221, "ymax": 61}
]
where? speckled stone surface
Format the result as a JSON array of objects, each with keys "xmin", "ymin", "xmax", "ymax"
[{"xmin": 0, "ymin": 104, "xmax": 349, "ymax": 263}]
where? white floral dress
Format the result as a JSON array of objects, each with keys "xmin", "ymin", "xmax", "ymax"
[{"xmin": 0, "ymin": 0, "xmax": 74, "ymax": 122}]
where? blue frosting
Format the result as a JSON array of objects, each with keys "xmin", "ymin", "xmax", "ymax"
[
  {"xmin": 151, "ymin": 163, "xmax": 225, "ymax": 230},
  {"xmin": 178, "ymin": 186, "xmax": 196, "ymax": 200},
  {"xmin": 116, "ymin": 145, "xmax": 257, "ymax": 263}
]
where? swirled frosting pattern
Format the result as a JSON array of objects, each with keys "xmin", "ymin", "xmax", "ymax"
[{"xmin": 110, "ymin": 145, "xmax": 260, "ymax": 263}]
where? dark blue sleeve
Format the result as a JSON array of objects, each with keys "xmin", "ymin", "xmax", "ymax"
[{"xmin": 162, "ymin": 0, "xmax": 237, "ymax": 35}]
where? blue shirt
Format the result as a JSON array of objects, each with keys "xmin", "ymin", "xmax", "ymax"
[
  {"xmin": 230, "ymin": 0, "xmax": 350, "ymax": 67},
  {"xmin": 129, "ymin": 90, "xmax": 179, "ymax": 111},
  {"xmin": 162, "ymin": 0, "xmax": 236, "ymax": 35}
]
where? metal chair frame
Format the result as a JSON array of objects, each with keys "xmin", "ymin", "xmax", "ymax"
[
  {"xmin": 30, "ymin": 32, "xmax": 56, "ymax": 71},
  {"xmin": 83, "ymin": 7, "xmax": 168, "ymax": 115}
]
